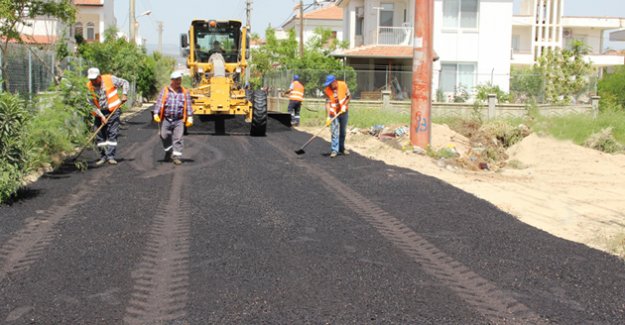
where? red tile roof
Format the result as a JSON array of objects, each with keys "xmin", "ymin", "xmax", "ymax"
[
  {"xmin": 334, "ymin": 46, "xmax": 414, "ymax": 59},
  {"xmin": 4, "ymin": 34, "xmax": 58, "ymax": 45},
  {"xmin": 73, "ymin": 0, "xmax": 103, "ymax": 6},
  {"xmin": 297, "ymin": 5, "xmax": 342, "ymax": 20}
]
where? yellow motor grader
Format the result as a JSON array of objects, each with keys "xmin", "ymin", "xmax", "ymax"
[{"xmin": 180, "ymin": 20, "xmax": 267, "ymax": 136}]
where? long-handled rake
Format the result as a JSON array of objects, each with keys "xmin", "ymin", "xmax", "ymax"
[
  {"xmin": 72, "ymin": 113, "xmax": 113, "ymax": 162},
  {"xmin": 294, "ymin": 112, "xmax": 342, "ymax": 155}
]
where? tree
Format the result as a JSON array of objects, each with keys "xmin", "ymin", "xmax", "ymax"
[
  {"xmin": 598, "ymin": 65, "xmax": 625, "ymax": 112},
  {"xmin": 250, "ymin": 27, "xmax": 356, "ymax": 95},
  {"xmin": 78, "ymin": 27, "xmax": 175, "ymax": 100},
  {"xmin": 536, "ymin": 40, "xmax": 592, "ymax": 104},
  {"xmin": 0, "ymin": 0, "xmax": 75, "ymax": 89}
]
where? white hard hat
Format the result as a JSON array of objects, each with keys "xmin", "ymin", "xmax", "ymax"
[
  {"xmin": 170, "ymin": 71, "xmax": 183, "ymax": 79},
  {"xmin": 87, "ymin": 67, "xmax": 100, "ymax": 79}
]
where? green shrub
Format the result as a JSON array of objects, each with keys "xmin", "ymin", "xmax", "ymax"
[
  {"xmin": 0, "ymin": 92, "xmax": 31, "ymax": 203},
  {"xmin": 584, "ymin": 127, "xmax": 623, "ymax": 153},
  {"xmin": 479, "ymin": 120, "xmax": 528, "ymax": 148},
  {"xmin": 598, "ymin": 66, "xmax": 625, "ymax": 112},
  {"xmin": 0, "ymin": 163, "xmax": 22, "ymax": 203},
  {"xmin": 22, "ymin": 94, "xmax": 89, "ymax": 172},
  {"xmin": 475, "ymin": 83, "xmax": 510, "ymax": 103},
  {"xmin": 0, "ymin": 92, "xmax": 29, "ymax": 167}
]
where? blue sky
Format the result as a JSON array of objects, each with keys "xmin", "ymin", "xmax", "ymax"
[{"xmin": 114, "ymin": 0, "xmax": 625, "ymax": 52}]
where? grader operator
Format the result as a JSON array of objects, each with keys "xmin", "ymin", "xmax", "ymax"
[{"xmin": 181, "ymin": 20, "xmax": 267, "ymax": 136}]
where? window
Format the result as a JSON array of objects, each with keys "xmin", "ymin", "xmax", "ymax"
[
  {"xmin": 74, "ymin": 22, "xmax": 83, "ymax": 37},
  {"xmin": 443, "ymin": 0, "xmax": 478, "ymax": 29},
  {"xmin": 511, "ymin": 35, "xmax": 520, "ymax": 52},
  {"xmin": 86, "ymin": 22, "xmax": 95, "ymax": 40},
  {"xmin": 356, "ymin": 16, "xmax": 364, "ymax": 36},
  {"xmin": 439, "ymin": 63, "xmax": 476, "ymax": 93},
  {"xmin": 379, "ymin": 3, "xmax": 394, "ymax": 27}
]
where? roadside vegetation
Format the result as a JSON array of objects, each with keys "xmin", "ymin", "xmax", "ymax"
[
  {"xmin": 0, "ymin": 4, "xmax": 175, "ymax": 203},
  {"xmin": 251, "ymin": 27, "xmax": 357, "ymax": 93}
]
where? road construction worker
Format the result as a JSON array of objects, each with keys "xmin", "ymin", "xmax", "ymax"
[
  {"xmin": 153, "ymin": 71, "xmax": 193, "ymax": 165},
  {"xmin": 323, "ymin": 74, "xmax": 351, "ymax": 158},
  {"xmin": 86, "ymin": 67, "xmax": 129, "ymax": 165},
  {"xmin": 284, "ymin": 74, "xmax": 304, "ymax": 126}
]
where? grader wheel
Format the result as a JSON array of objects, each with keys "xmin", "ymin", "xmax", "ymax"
[{"xmin": 250, "ymin": 90, "xmax": 267, "ymax": 137}]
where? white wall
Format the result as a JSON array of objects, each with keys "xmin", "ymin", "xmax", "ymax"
[
  {"xmin": 512, "ymin": 25, "xmax": 532, "ymax": 53},
  {"xmin": 565, "ymin": 27, "xmax": 603, "ymax": 54},
  {"xmin": 477, "ymin": 0, "xmax": 512, "ymax": 90},
  {"xmin": 17, "ymin": 18, "xmax": 62, "ymax": 39},
  {"xmin": 434, "ymin": 0, "xmax": 513, "ymax": 93}
]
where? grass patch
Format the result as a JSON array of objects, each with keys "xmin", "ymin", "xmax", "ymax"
[
  {"xmin": 426, "ymin": 146, "xmax": 459, "ymax": 160},
  {"xmin": 532, "ymin": 111, "xmax": 625, "ymax": 148},
  {"xmin": 599, "ymin": 233, "xmax": 625, "ymax": 259},
  {"xmin": 299, "ymin": 105, "xmax": 410, "ymax": 129},
  {"xmin": 507, "ymin": 159, "xmax": 527, "ymax": 169}
]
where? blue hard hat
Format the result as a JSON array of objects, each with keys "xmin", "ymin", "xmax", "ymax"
[
  {"xmin": 323, "ymin": 74, "xmax": 336, "ymax": 87},
  {"xmin": 293, "ymin": 74, "xmax": 299, "ymax": 81}
]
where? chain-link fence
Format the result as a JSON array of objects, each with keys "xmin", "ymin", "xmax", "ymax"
[
  {"xmin": 0, "ymin": 44, "xmax": 56, "ymax": 97},
  {"xmin": 1, "ymin": 45, "xmax": 139, "ymax": 107},
  {"xmin": 264, "ymin": 68, "xmax": 599, "ymax": 105}
]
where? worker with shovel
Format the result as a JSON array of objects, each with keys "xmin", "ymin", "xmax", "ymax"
[
  {"xmin": 153, "ymin": 71, "xmax": 193, "ymax": 165},
  {"xmin": 86, "ymin": 67, "xmax": 129, "ymax": 166},
  {"xmin": 323, "ymin": 74, "xmax": 351, "ymax": 158}
]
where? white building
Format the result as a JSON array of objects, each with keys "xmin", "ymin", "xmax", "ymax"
[
  {"xmin": 512, "ymin": 0, "xmax": 625, "ymax": 68},
  {"xmin": 281, "ymin": 3, "xmax": 344, "ymax": 44},
  {"xmin": 71, "ymin": 0, "xmax": 117, "ymax": 43},
  {"xmin": 15, "ymin": 0, "xmax": 116, "ymax": 45},
  {"xmin": 335, "ymin": 0, "xmax": 513, "ymax": 99}
]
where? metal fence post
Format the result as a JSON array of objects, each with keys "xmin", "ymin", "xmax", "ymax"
[
  {"xmin": 0, "ymin": 49, "xmax": 3, "ymax": 93},
  {"xmin": 28, "ymin": 49, "xmax": 33, "ymax": 99},
  {"xmin": 591, "ymin": 95, "xmax": 600, "ymax": 119},
  {"xmin": 488, "ymin": 94, "xmax": 497, "ymax": 119},
  {"xmin": 51, "ymin": 51, "xmax": 55, "ymax": 84}
]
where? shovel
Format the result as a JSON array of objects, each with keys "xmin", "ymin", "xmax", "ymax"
[{"xmin": 295, "ymin": 112, "xmax": 342, "ymax": 155}]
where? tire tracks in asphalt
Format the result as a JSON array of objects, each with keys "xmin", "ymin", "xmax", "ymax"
[
  {"xmin": 123, "ymin": 135, "xmax": 224, "ymax": 324},
  {"xmin": 268, "ymin": 137, "xmax": 549, "ymax": 324},
  {"xmin": 0, "ymin": 166, "xmax": 114, "ymax": 283},
  {"xmin": 130, "ymin": 136, "xmax": 225, "ymax": 179}
]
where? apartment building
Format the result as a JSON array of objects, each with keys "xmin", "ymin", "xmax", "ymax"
[
  {"xmin": 334, "ymin": 0, "xmax": 513, "ymax": 99},
  {"xmin": 281, "ymin": 3, "xmax": 344, "ymax": 44},
  {"xmin": 512, "ymin": 0, "xmax": 625, "ymax": 67}
]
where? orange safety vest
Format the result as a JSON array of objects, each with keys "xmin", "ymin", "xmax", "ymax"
[
  {"xmin": 87, "ymin": 75, "xmax": 122, "ymax": 113},
  {"xmin": 324, "ymin": 80, "xmax": 349, "ymax": 115},
  {"xmin": 289, "ymin": 81, "xmax": 305, "ymax": 102},
  {"xmin": 158, "ymin": 86, "xmax": 189, "ymax": 122}
]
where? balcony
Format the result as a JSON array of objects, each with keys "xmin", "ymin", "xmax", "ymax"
[{"xmin": 376, "ymin": 25, "xmax": 412, "ymax": 46}]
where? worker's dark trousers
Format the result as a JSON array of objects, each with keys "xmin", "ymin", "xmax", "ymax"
[
  {"xmin": 288, "ymin": 100, "xmax": 301, "ymax": 126},
  {"xmin": 160, "ymin": 118, "xmax": 185, "ymax": 158},
  {"xmin": 94, "ymin": 109, "xmax": 121, "ymax": 160}
]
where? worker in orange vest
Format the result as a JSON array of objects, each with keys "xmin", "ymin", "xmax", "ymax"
[
  {"xmin": 153, "ymin": 71, "xmax": 193, "ymax": 165},
  {"xmin": 284, "ymin": 74, "xmax": 304, "ymax": 126},
  {"xmin": 86, "ymin": 67, "xmax": 129, "ymax": 166},
  {"xmin": 323, "ymin": 74, "xmax": 351, "ymax": 158}
]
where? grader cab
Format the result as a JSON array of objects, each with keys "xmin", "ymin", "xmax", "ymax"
[{"xmin": 181, "ymin": 20, "xmax": 267, "ymax": 136}]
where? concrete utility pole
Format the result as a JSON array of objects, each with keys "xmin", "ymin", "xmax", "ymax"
[
  {"xmin": 299, "ymin": 0, "xmax": 304, "ymax": 58},
  {"xmin": 410, "ymin": 0, "xmax": 434, "ymax": 149},
  {"xmin": 246, "ymin": 0, "xmax": 252, "ymax": 29},
  {"xmin": 157, "ymin": 21, "xmax": 163, "ymax": 53},
  {"xmin": 129, "ymin": 0, "xmax": 136, "ymax": 44}
]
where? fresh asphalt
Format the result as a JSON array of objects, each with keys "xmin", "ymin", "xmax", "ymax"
[{"xmin": 0, "ymin": 110, "xmax": 624, "ymax": 324}]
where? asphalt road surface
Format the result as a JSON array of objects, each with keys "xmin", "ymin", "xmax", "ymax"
[{"xmin": 1, "ymin": 111, "xmax": 624, "ymax": 324}]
